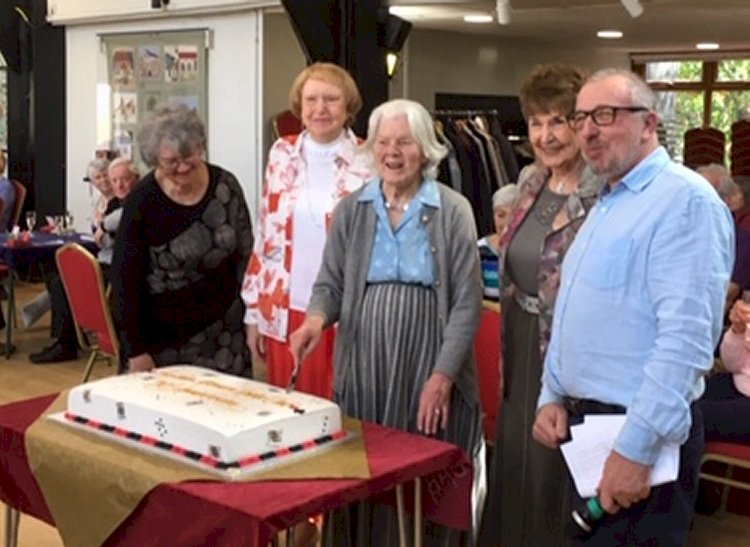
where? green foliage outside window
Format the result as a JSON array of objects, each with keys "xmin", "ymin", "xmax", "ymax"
[{"xmin": 645, "ymin": 58, "xmax": 750, "ymax": 163}]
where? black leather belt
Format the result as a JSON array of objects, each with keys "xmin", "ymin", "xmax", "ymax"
[{"xmin": 563, "ymin": 397, "xmax": 626, "ymax": 417}]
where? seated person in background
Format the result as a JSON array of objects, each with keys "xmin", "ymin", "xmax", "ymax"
[
  {"xmin": 93, "ymin": 158, "xmax": 141, "ymax": 270},
  {"xmin": 88, "ymin": 157, "xmax": 115, "ymax": 230},
  {"xmin": 0, "ymin": 152, "xmax": 17, "ymax": 230},
  {"xmin": 697, "ymin": 163, "xmax": 732, "ymax": 194},
  {"xmin": 697, "ymin": 164, "xmax": 750, "ymax": 314},
  {"xmin": 477, "ymin": 184, "xmax": 519, "ymax": 301},
  {"xmin": 0, "ymin": 151, "xmax": 17, "ymax": 303},
  {"xmin": 700, "ymin": 297, "xmax": 750, "ymax": 445},
  {"xmin": 22, "ymin": 158, "xmax": 113, "ymax": 328},
  {"xmin": 29, "ymin": 159, "xmax": 139, "ymax": 364}
]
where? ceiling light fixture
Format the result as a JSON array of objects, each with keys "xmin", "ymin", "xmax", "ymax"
[
  {"xmin": 620, "ymin": 0, "xmax": 643, "ymax": 18},
  {"xmin": 696, "ymin": 42, "xmax": 720, "ymax": 50},
  {"xmin": 597, "ymin": 30, "xmax": 623, "ymax": 39},
  {"xmin": 464, "ymin": 14, "xmax": 493, "ymax": 23},
  {"xmin": 496, "ymin": 0, "xmax": 511, "ymax": 25}
]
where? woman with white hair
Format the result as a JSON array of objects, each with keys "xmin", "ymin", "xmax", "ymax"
[
  {"xmin": 478, "ymin": 184, "xmax": 520, "ymax": 301},
  {"xmin": 290, "ymin": 99, "xmax": 483, "ymax": 546}
]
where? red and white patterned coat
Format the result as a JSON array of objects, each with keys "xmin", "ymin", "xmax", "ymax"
[{"xmin": 241, "ymin": 129, "xmax": 374, "ymax": 342}]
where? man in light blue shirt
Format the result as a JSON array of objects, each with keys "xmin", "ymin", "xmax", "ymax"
[{"xmin": 533, "ymin": 69, "xmax": 734, "ymax": 545}]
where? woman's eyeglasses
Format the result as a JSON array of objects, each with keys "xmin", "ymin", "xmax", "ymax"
[{"xmin": 157, "ymin": 148, "xmax": 201, "ymax": 171}]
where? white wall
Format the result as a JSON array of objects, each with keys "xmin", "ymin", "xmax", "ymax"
[
  {"xmin": 261, "ymin": 10, "xmax": 306, "ymax": 164},
  {"xmin": 404, "ymin": 29, "xmax": 630, "ymax": 111},
  {"xmin": 66, "ymin": 11, "xmax": 263, "ymax": 232},
  {"xmin": 49, "ymin": 0, "xmax": 275, "ymax": 24},
  {"xmin": 260, "ymin": 16, "xmax": 631, "ymax": 118}
]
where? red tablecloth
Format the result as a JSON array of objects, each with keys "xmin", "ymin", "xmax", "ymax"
[{"xmin": 0, "ymin": 395, "xmax": 473, "ymax": 547}]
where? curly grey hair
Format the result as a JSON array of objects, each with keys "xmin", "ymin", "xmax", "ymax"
[
  {"xmin": 138, "ymin": 104, "xmax": 206, "ymax": 168},
  {"xmin": 87, "ymin": 158, "xmax": 110, "ymax": 180}
]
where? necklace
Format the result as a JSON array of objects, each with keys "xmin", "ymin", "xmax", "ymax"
[
  {"xmin": 551, "ymin": 163, "xmax": 584, "ymax": 194},
  {"xmin": 384, "ymin": 199, "xmax": 409, "ymax": 213},
  {"xmin": 552, "ymin": 172, "xmax": 574, "ymax": 194}
]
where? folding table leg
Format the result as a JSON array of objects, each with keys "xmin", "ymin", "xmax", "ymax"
[
  {"xmin": 396, "ymin": 484, "xmax": 407, "ymax": 547},
  {"xmin": 414, "ymin": 477, "xmax": 423, "ymax": 547},
  {"xmin": 4, "ymin": 505, "xmax": 19, "ymax": 547},
  {"xmin": 5, "ymin": 269, "xmax": 14, "ymax": 358}
]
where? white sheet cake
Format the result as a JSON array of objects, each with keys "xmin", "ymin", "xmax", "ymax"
[{"xmin": 64, "ymin": 365, "xmax": 344, "ymax": 470}]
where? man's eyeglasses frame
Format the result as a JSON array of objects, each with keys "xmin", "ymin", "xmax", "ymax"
[{"xmin": 567, "ymin": 106, "xmax": 650, "ymax": 131}]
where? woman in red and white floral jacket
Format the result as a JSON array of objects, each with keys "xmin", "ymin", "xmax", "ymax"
[{"xmin": 241, "ymin": 63, "xmax": 374, "ymax": 399}]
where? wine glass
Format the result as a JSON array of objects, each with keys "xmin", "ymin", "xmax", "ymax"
[
  {"xmin": 25, "ymin": 211, "xmax": 36, "ymax": 232},
  {"xmin": 64, "ymin": 211, "xmax": 75, "ymax": 234},
  {"xmin": 53, "ymin": 215, "xmax": 64, "ymax": 235}
]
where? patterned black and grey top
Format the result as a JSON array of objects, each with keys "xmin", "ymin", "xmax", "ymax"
[{"xmin": 111, "ymin": 164, "xmax": 254, "ymax": 377}]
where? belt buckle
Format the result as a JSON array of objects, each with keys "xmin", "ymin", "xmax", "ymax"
[{"xmin": 564, "ymin": 397, "xmax": 583, "ymax": 415}]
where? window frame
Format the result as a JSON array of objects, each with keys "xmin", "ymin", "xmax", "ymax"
[{"xmin": 632, "ymin": 57, "xmax": 750, "ymax": 127}]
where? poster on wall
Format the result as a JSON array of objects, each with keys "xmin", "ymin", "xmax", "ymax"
[{"xmin": 101, "ymin": 29, "xmax": 208, "ymax": 173}]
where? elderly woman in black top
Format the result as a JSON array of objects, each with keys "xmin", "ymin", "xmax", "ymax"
[{"xmin": 111, "ymin": 104, "xmax": 254, "ymax": 376}]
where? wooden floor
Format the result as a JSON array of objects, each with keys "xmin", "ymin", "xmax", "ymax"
[{"xmin": 0, "ymin": 283, "xmax": 748, "ymax": 546}]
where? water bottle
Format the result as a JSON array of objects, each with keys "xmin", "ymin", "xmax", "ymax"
[{"xmin": 569, "ymin": 496, "xmax": 605, "ymax": 539}]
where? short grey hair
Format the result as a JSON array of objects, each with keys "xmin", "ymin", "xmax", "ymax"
[
  {"xmin": 697, "ymin": 163, "xmax": 732, "ymax": 189},
  {"xmin": 587, "ymin": 69, "xmax": 657, "ymax": 110},
  {"xmin": 493, "ymin": 184, "xmax": 520, "ymax": 209},
  {"xmin": 716, "ymin": 171, "xmax": 743, "ymax": 200},
  {"xmin": 364, "ymin": 99, "xmax": 447, "ymax": 179},
  {"xmin": 138, "ymin": 104, "xmax": 206, "ymax": 168},
  {"xmin": 87, "ymin": 158, "xmax": 110, "ymax": 180},
  {"xmin": 108, "ymin": 157, "xmax": 140, "ymax": 180}
]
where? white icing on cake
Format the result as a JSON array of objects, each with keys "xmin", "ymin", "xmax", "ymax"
[{"xmin": 65, "ymin": 365, "xmax": 343, "ymax": 467}]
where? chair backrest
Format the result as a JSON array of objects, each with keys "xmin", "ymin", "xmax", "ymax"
[
  {"xmin": 273, "ymin": 109, "xmax": 303, "ymax": 139},
  {"xmin": 55, "ymin": 243, "xmax": 119, "ymax": 358},
  {"xmin": 9, "ymin": 179, "xmax": 26, "ymax": 230}
]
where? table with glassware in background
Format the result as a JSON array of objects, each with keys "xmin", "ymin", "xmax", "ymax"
[{"xmin": 0, "ymin": 214, "xmax": 97, "ymax": 357}]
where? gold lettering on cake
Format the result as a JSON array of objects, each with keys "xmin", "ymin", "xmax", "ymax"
[{"xmin": 151, "ymin": 372, "xmax": 306, "ymax": 413}]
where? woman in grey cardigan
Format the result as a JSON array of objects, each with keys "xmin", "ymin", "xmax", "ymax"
[{"xmin": 290, "ymin": 99, "xmax": 483, "ymax": 546}]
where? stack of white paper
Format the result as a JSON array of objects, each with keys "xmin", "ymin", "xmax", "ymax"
[{"xmin": 560, "ymin": 414, "xmax": 680, "ymax": 498}]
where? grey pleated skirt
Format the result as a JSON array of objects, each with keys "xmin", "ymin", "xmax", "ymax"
[{"xmin": 324, "ymin": 282, "xmax": 482, "ymax": 547}]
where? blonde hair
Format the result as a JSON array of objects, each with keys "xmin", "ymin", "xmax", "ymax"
[{"xmin": 288, "ymin": 63, "xmax": 362, "ymax": 126}]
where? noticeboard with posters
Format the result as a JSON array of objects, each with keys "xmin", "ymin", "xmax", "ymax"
[{"xmin": 100, "ymin": 29, "xmax": 208, "ymax": 172}]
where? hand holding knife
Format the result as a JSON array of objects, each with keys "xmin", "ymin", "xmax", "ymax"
[
  {"xmin": 287, "ymin": 314, "xmax": 326, "ymax": 392},
  {"xmin": 287, "ymin": 359, "xmax": 301, "ymax": 392}
]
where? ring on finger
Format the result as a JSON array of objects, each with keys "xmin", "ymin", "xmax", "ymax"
[{"xmin": 433, "ymin": 408, "xmax": 441, "ymax": 415}]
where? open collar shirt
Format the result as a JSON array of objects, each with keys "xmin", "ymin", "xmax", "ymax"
[{"xmin": 539, "ymin": 146, "xmax": 735, "ymax": 465}]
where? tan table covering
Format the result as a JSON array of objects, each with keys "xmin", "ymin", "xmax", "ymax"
[{"xmin": 25, "ymin": 392, "xmax": 368, "ymax": 547}]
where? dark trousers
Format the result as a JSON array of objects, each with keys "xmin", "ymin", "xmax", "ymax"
[
  {"xmin": 699, "ymin": 373, "xmax": 750, "ymax": 444},
  {"xmin": 48, "ymin": 273, "xmax": 77, "ymax": 348},
  {"xmin": 48, "ymin": 263, "xmax": 110, "ymax": 349},
  {"xmin": 567, "ymin": 401, "xmax": 703, "ymax": 547}
]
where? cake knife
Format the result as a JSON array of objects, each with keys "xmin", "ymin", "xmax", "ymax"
[{"xmin": 287, "ymin": 360, "xmax": 301, "ymax": 392}]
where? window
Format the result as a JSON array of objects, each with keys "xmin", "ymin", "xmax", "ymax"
[{"xmin": 633, "ymin": 56, "xmax": 750, "ymax": 162}]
